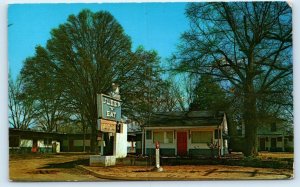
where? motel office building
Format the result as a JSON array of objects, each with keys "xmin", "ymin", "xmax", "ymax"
[{"xmin": 142, "ymin": 111, "xmax": 229, "ymax": 157}]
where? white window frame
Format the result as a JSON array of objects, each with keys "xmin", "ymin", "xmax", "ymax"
[{"xmin": 152, "ymin": 130, "xmax": 174, "ymax": 144}]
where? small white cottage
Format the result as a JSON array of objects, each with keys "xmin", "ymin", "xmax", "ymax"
[{"xmin": 142, "ymin": 111, "xmax": 229, "ymax": 157}]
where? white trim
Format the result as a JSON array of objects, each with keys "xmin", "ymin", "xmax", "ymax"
[
  {"xmin": 152, "ymin": 130, "xmax": 174, "ymax": 144},
  {"xmin": 144, "ymin": 126, "xmax": 219, "ymax": 130}
]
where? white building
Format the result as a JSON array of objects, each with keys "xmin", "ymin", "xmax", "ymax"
[
  {"xmin": 257, "ymin": 120, "xmax": 293, "ymax": 152},
  {"xmin": 142, "ymin": 111, "xmax": 229, "ymax": 157}
]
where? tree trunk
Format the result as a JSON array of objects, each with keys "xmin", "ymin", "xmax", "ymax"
[
  {"xmin": 226, "ymin": 113, "xmax": 237, "ymax": 137},
  {"xmin": 243, "ymin": 117, "xmax": 258, "ymax": 156},
  {"xmin": 90, "ymin": 119, "xmax": 99, "ymax": 154},
  {"xmin": 90, "ymin": 123, "xmax": 97, "ymax": 154},
  {"xmin": 242, "ymin": 81, "xmax": 258, "ymax": 157},
  {"xmin": 83, "ymin": 126, "xmax": 86, "ymax": 152}
]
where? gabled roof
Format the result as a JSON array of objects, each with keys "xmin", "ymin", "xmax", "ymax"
[{"xmin": 143, "ymin": 111, "xmax": 225, "ymax": 128}]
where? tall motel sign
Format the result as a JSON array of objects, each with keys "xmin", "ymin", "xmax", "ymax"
[{"xmin": 97, "ymin": 93, "xmax": 122, "ymax": 156}]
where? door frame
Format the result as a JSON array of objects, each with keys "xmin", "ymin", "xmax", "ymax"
[{"xmin": 271, "ymin": 137, "xmax": 277, "ymax": 151}]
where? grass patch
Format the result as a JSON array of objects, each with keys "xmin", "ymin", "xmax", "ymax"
[{"xmin": 159, "ymin": 156, "xmax": 293, "ymax": 169}]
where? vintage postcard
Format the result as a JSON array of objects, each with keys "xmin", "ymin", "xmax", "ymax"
[{"xmin": 8, "ymin": 1, "xmax": 293, "ymax": 182}]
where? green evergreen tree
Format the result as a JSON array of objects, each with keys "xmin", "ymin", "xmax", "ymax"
[{"xmin": 190, "ymin": 75, "xmax": 227, "ymax": 111}]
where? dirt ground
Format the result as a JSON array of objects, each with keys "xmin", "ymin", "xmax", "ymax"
[
  {"xmin": 9, "ymin": 153, "xmax": 105, "ymax": 182},
  {"xmin": 9, "ymin": 152, "xmax": 293, "ymax": 181},
  {"xmin": 82, "ymin": 165, "xmax": 293, "ymax": 180},
  {"xmin": 258, "ymin": 152, "xmax": 294, "ymax": 159}
]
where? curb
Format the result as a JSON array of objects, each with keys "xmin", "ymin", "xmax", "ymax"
[
  {"xmin": 76, "ymin": 165, "xmax": 199, "ymax": 181},
  {"xmin": 76, "ymin": 165, "xmax": 292, "ymax": 181}
]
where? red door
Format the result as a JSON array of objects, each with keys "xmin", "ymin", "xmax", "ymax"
[{"xmin": 177, "ymin": 131, "xmax": 187, "ymax": 156}]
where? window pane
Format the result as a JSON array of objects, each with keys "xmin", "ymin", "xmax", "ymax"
[
  {"xmin": 153, "ymin": 132, "xmax": 164, "ymax": 144},
  {"xmin": 192, "ymin": 131, "xmax": 212, "ymax": 143},
  {"xmin": 146, "ymin": 130, "xmax": 152, "ymax": 139},
  {"xmin": 166, "ymin": 131, "xmax": 173, "ymax": 143}
]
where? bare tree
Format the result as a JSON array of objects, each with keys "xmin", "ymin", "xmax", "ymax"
[
  {"xmin": 154, "ymin": 80, "xmax": 186, "ymax": 112},
  {"xmin": 8, "ymin": 75, "xmax": 35, "ymax": 129},
  {"xmin": 173, "ymin": 2, "xmax": 292, "ymax": 156}
]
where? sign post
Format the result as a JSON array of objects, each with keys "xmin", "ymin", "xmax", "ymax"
[{"xmin": 90, "ymin": 93, "xmax": 122, "ymax": 167}]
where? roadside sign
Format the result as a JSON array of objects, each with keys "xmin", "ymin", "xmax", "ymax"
[
  {"xmin": 97, "ymin": 94, "xmax": 121, "ymax": 121},
  {"xmin": 98, "ymin": 119, "xmax": 117, "ymax": 133}
]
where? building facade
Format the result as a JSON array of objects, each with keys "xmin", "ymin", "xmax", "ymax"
[
  {"xmin": 9, "ymin": 127, "xmax": 128, "ymax": 158},
  {"xmin": 257, "ymin": 121, "xmax": 293, "ymax": 152},
  {"xmin": 142, "ymin": 111, "xmax": 229, "ymax": 157},
  {"xmin": 9, "ymin": 128, "xmax": 63, "ymax": 153},
  {"xmin": 232, "ymin": 117, "xmax": 294, "ymax": 152}
]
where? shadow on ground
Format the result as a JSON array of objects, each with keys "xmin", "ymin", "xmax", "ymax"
[{"xmin": 38, "ymin": 159, "xmax": 89, "ymax": 169}]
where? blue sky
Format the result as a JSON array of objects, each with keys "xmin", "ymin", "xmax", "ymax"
[{"xmin": 8, "ymin": 3, "xmax": 189, "ymax": 79}]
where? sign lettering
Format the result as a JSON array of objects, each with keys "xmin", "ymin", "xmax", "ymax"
[
  {"xmin": 97, "ymin": 94, "xmax": 121, "ymax": 121},
  {"xmin": 98, "ymin": 119, "xmax": 116, "ymax": 133}
]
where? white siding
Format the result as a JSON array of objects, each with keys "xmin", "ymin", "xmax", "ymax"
[
  {"xmin": 115, "ymin": 123, "xmax": 127, "ymax": 158},
  {"xmin": 55, "ymin": 142, "xmax": 60, "ymax": 153},
  {"xmin": 223, "ymin": 114, "xmax": 228, "ymax": 133},
  {"xmin": 145, "ymin": 127, "xmax": 227, "ymax": 156}
]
